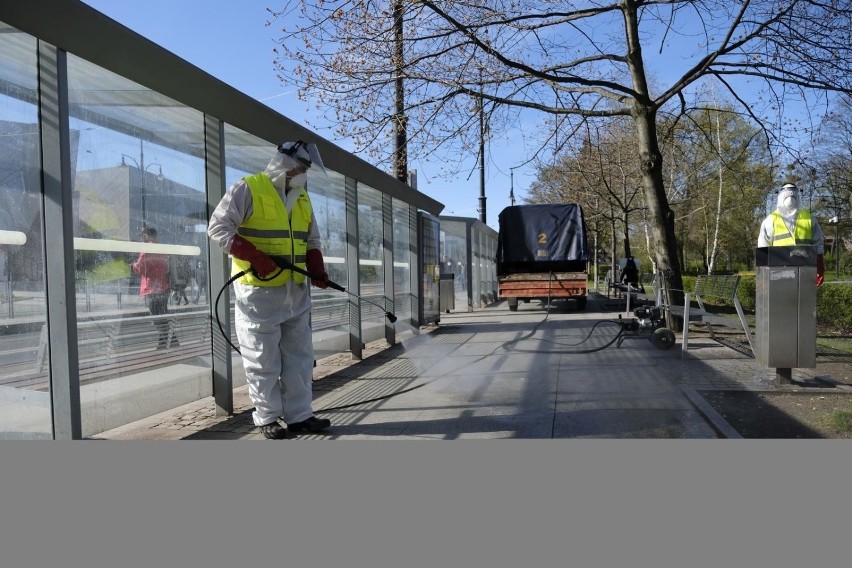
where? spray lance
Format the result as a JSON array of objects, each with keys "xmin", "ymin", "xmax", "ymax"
[
  {"xmin": 214, "ymin": 255, "xmax": 397, "ymax": 355},
  {"xmin": 268, "ymin": 255, "xmax": 397, "ymax": 323}
]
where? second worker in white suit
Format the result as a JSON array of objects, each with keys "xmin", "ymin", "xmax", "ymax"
[
  {"xmin": 208, "ymin": 141, "xmax": 332, "ymax": 439},
  {"xmin": 757, "ymin": 182, "xmax": 825, "ymax": 287}
]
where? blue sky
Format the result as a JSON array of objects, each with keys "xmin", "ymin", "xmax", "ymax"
[
  {"xmin": 79, "ymin": 0, "xmax": 522, "ymax": 229},
  {"xmin": 78, "ymin": 1, "xmax": 817, "ymax": 231}
]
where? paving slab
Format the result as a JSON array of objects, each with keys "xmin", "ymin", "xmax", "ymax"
[{"xmin": 93, "ymin": 296, "xmax": 836, "ymax": 440}]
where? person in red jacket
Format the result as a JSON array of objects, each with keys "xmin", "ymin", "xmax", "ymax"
[
  {"xmin": 132, "ymin": 227, "xmax": 178, "ymax": 349},
  {"xmin": 208, "ymin": 141, "xmax": 332, "ymax": 439}
]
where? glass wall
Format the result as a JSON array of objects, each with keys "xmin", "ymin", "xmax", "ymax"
[
  {"xmin": 392, "ymin": 200, "xmax": 413, "ymax": 326},
  {"xmin": 309, "ymin": 170, "xmax": 349, "ymax": 358},
  {"xmin": 221, "ymin": 125, "xmax": 269, "ymax": 382},
  {"xmin": 0, "ymin": 26, "xmax": 50, "ymax": 439},
  {"xmin": 0, "ymin": 6, "xmax": 445, "ymax": 437},
  {"xmin": 419, "ymin": 212, "xmax": 441, "ymax": 324},
  {"xmin": 471, "ymin": 224, "xmax": 498, "ymax": 307},
  {"xmin": 357, "ymin": 184, "xmax": 386, "ymax": 343},
  {"xmin": 437, "ymin": 217, "xmax": 498, "ymax": 311},
  {"xmin": 440, "ymin": 219, "xmax": 469, "ymax": 311},
  {"xmin": 66, "ymin": 54, "xmax": 211, "ymax": 437}
]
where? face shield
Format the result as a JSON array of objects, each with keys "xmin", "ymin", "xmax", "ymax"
[
  {"xmin": 264, "ymin": 140, "xmax": 328, "ymax": 190},
  {"xmin": 776, "ymin": 183, "xmax": 801, "ymax": 219}
]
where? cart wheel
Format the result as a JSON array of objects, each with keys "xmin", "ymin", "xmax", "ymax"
[{"xmin": 650, "ymin": 328, "xmax": 676, "ymax": 350}]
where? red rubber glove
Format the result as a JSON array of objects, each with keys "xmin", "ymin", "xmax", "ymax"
[
  {"xmin": 306, "ymin": 249, "xmax": 329, "ymax": 289},
  {"xmin": 229, "ymin": 235, "xmax": 278, "ymax": 277},
  {"xmin": 816, "ymin": 253, "xmax": 825, "ymax": 287}
]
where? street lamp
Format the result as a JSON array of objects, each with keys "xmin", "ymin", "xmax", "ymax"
[
  {"xmin": 121, "ymin": 140, "xmax": 162, "ymax": 231},
  {"xmin": 509, "ymin": 166, "xmax": 521, "ymax": 206}
]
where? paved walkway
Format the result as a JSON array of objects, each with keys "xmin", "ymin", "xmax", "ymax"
[{"xmin": 92, "ymin": 295, "xmax": 849, "ymax": 440}]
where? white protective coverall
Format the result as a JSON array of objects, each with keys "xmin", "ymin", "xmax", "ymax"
[
  {"xmin": 208, "ymin": 143, "xmax": 328, "ymax": 429},
  {"xmin": 757, "ymin": 183, "xmax": 825, "ymax": 285}
]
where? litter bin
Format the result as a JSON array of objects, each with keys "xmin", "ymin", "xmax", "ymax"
[
  {"xmin": 755, "ymin": 246, "xmax": 817, "ymax": 384},
  {"xmin": 439, "ymin": 273, "xmax": 455, "ymax": 313}
]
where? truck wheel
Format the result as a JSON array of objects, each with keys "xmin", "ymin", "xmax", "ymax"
[
  {"xmin": 651, "ymin": 328, "xmax": 676, "ymax": 350},
  {"xmin": 508, "ymin": 298, "xmax": 519, "ymax": 312},
  {"xmin": 576, "ymin": 297, "xmax": 587, "ymax": 311}
]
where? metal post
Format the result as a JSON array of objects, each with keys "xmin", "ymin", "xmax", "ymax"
[
  {"xmin": 140, "ymin": 139, "xmax": 146, "ymax": 228},
  {"xmin": 5, "ymin": 278, "xmax": 13, "ymax": 319},
  {"xmin": 478, "ymin": 94, "xmax": 486, "ymax": 224},
  {"xmin": 775, "ymin": 368, "xmax": 793, "ymax": 386},
  {"xmin": 835, "ymin": 221, "xmax": 840, "ymax": 279}
]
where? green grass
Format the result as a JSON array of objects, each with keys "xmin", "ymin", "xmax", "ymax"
[
  {"xmin": 817, "ymin": 336, "xmax": 852, "ymax": 352},
  {"xmin": 824, "ymin": 411, "xmax": 852, "ymax": 432}
]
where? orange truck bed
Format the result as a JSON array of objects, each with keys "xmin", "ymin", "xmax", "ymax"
[{"xmin": 498, "ymin": 272, "xmax": 587, "ymax": 310}]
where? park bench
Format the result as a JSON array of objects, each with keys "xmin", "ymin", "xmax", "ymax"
[
  {"xmin": 661, "ymin": 273, "xmax": 754, "ymax": 356},
  {"xmin": 605, "ymin": 271, "xmax": 655, "ymax": 313},
  {"xmin": 606, "ymin": 270, "xmax": 655, "ymax": 298}
]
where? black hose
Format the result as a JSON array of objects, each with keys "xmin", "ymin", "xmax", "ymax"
[
  {"xmin": 213, "ymin": 256, "xmax": 398, "ymax": 355},
  {"xmin": 270, "ymin": 255, "xmax": 397, "ymax": 323},
  {"xmin": 213, "ymin": 269, "xmax": 249, "ymax": 354},
  {"xmin": 213, "ymin": 262, "xmax": 628, "ymax": 415},
  {"xmin": 212, "ymin": 263, "xmax": 409, "ymax": 412}
]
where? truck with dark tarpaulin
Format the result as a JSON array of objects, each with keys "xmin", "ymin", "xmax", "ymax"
[{"xmin": 497, "ymin": 203, "xmax": 590, "ymax": 311}]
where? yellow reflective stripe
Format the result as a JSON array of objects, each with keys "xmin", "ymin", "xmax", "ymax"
[
  {"xmin": 235, "ymin": 177, "xmax": 312, "ymax": 287},
  {"xmin": 238, "ymin": 227, "xmax": 292, "ymax": 239}
]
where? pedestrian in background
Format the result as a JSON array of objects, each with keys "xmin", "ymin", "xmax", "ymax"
[
  {"xmin": 132, "ymin": 227, "xmax": 178, "ymax": 349},
  {"xmin": 170, "ymin": 256, "xmax": 191, "ymax": 305},
  {"xmin": 193, "ymin": 258, "xmax": 207, "ymax": 304}
]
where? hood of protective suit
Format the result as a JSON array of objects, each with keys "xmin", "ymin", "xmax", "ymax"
[
  {"xmin": 264, "ymin": 141, "xmax": 327, "ymax": 191},
  {"xmin": 777, "ymin": 184, "xmax": 801, "ymax": 219},
  {"xmin": 264, "ymin": 152, "xmax": 299, "ymax": 190}
]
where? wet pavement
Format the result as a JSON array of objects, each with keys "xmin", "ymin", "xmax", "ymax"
[{"xmin": 92, "ymin": 294, "xmax": 850, "ymax": 440}]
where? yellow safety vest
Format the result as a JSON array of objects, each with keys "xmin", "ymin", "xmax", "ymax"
[
  {"xmin": 770, "ymin": 210, "xmax": 814, "ymax": 246},
  {"xmin": 232, "ymin": 172, "xmax": 313, "ymax": 286}
]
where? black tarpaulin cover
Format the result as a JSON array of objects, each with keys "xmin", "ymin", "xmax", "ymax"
[{"xmin": 497, "ymin": 204, "xmax": 588, "ymax": 273}]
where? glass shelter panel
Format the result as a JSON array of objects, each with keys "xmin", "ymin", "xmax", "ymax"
[
  {"xmin": 0, "ymin": 24, "xmax": 51, "ymax": 438},
  {"xmin": 309, "ymin": 169, "xmax": 349, "ymax": 358},
  {"xmin": 392, "ymin": 199, "xmax": 413, "ymax": 325},
  {"xmin": 473, "ymin": 229, "xmax": 485, "ymax": 307},
  {"xmin": 483, "ymin": 227, "xmax": 498, "ymax": 304},
  {"xmin": 357, "ymin": 184, "xmax": 386, "ymax": 343},
  {"xmin": 66, "ymin": 54, "xmax": 211, "ymax": 437},
  {"xmin": 440, "ymin": 219, "xmax": 469, "ymax": 312},
  {"xmin": 221, "ymin": 125, "xmax": 272, "ymax": 379},
  {"xmin": 419, "ymin": 212, "xmax": 441, "ymax": 325}
]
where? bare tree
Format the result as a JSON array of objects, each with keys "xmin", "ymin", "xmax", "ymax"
[
  {"xmin": 527, "ymin": 119, "xmax": 645, "ymax": 276},
  {"xmin": 663, "ymin": 103, "xmax": 772, "ymax": 273},
  {"xmin": 270, "ymin": 0, "xmax": 852, "ymax": 300}
]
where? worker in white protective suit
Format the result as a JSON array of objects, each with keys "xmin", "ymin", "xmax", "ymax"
[
  {"xmin": 757, "ymin": 182, "xmax": 825, "ymax": 286},
  {"xmin": 208, "ymin": 141, "xmax": 332, "ymax": 439}
]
